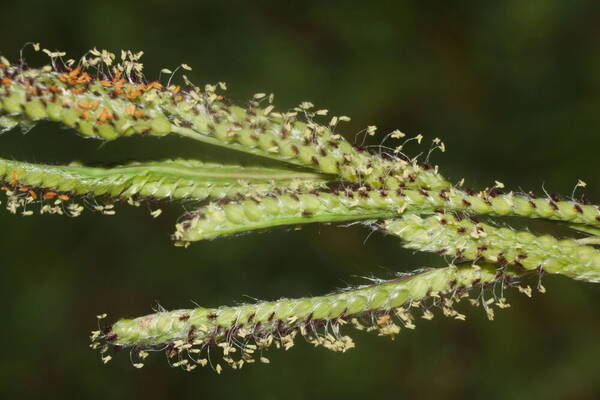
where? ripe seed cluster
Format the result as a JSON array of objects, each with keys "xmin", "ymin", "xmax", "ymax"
[{"xmin": 91, "ymin": 263, "xmax": 535, "ymax": 372}]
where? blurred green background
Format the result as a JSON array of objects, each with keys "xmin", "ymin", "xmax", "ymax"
[{"xmin": 1, "ymin": 1, "xmax": 600, "ymax": 398}]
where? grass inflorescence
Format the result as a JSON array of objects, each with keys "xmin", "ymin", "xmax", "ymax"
[{"xmin": 1, "ymin": 45, "xmax": 598, "ymax": 372}]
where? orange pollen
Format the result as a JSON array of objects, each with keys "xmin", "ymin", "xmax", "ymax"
[
  {"xmin": 113, "ymin": 80, "xmax": 125, "ymax": 91},
  {"xmin": 127, "ymin": 90, "xmax": 142, "ymax": 99},
  {"xmin": 146, "ymin": 81, "xmax": 162, "ymax": 90},
  {"xmin": 78, "ymin": 101, "xmax": 101, "ymax": 110},
  {"xmin": 97, "ymin": 108, "xmax": 113, "ymax": 123},
  {"xmin": 126, "ymin": 104, "xmax": 136, "ymax": 115},
  {"xmin": 68, "ymin": 66, "xmax": 82, "ymax": 78},
  {"xmin": 10, "ymin": 170, "xmax": 18, "ymax": 186},
  {"xmin": 58, "ymin": 66, "xmax": 84, "ymax": 86},
  {"xmin": 377, "ymin": 314, "xmax": 391, "ymax": 327},
  {"xmin": 47, "ymin": 85, "xmax": 61, "ymax": 93},
  {"xmin": 76, "ymin": 72, "xmax": 92, "ymax": 84}
]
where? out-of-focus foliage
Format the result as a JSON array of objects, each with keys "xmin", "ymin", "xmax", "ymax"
[{"xmin": 0, "ymin": 1, "xmax": 599, "ymax": 398}]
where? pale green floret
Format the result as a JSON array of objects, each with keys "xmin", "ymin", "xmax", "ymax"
[
  {"xmin": 490, "ymin": 197, "xmax": 512, "ymax": 215},
  {"xmin": 532, "ymin": 199, "xmax": 555, "ymax": 218},
  {"xmin": 61, "ymin": 108, "xmax": 80, "ymax": 127},
  {"xmin": 388, "ymin": 290, "xmax": 410, "ymax": 307},
  {"xmin": 46, "ymin": 102, "xmax": 63, "ymax": 121},
  {"xmin": 24, "ymin": 100, "xmax": 47, "ymax": 119},
  {"xmin": 2, "ymin": 92, "xmax": 25, "ymax": 114},
  {"xmin": 242, "ymin": 200, "xmax": 263, "ymax": 221},
  {"xmin": 512, "ymin": 197, "xmax": 533, "ymax": 216},
  {"xmin": 97, "ymin": 123, "xmax": 119, "ymax": 140}
]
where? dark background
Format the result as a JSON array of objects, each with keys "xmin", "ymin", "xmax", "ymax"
[{"xmin": 1, "ymin": 1, "xmax": 600, "ymax": 399}]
